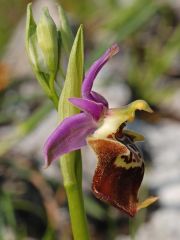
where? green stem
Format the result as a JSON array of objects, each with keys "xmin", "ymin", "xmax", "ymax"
[
  {"xmin": 34, "ymin": 70, "xmax": 51, "ymax": 96},
  {"xmin": 60, "ymin": 151, "xmax": 90, "ymax": 240},
  {"xmin": 35, "ymin": 70, "xmax": 58, "ymax": 110},
  {"xmin": 49, "ymin": 73, "xmax": 59, "ymax": 110},
  {"xmin": 129, "ymin": 218, "xmax": 136, "ymax": 240}
]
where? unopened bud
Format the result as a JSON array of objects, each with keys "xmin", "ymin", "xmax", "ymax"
[{"xmin": 37, "ymin": 8, "xmax": 58, "ymax": 75}]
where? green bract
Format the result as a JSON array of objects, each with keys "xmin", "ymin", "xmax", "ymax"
[
  {"xmin": 26, "ymin": 3, "xmax": 43, "ymax": 73},
  {"xmin": 58, "ymin": 25, "xmax": 84, "ymax": 185},
  {"xmin": 58, "ymin": 25, "xmax": 84, "ymax": 120}
]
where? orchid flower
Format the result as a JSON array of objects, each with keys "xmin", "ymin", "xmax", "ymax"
[{"xmin": 44, "ymin": 44, "xmax": 157, "ymax": 217}]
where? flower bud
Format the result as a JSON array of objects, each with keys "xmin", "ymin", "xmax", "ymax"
[
  {"xmin": 37, "ymin": 8, "xmax": 59, "ymax": 75},
  {"xmin": 28, "ymin": 33, "xmax": 47, "ymax": 73}
]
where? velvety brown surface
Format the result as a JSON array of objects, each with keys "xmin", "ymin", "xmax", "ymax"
[{"xmin": 88, "ymin": 138, "xmax": 144, "ymax": 217}]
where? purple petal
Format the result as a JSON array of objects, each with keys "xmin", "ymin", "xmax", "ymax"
[
  {"xmin": 82, "ymin": 44, "xmax": 120, "ymax": 106},
  {"xmin": 69, "ymin": 97, "xmax": 106, "ymax": 121},
  {"xmin": 43, "ymin": 113, "xmax": 97, "ymax": 167}
]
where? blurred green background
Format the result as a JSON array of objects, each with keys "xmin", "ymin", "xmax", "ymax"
[{"xmin": 0, "ymin": 0, "xmax": 180, "ymax": 239}]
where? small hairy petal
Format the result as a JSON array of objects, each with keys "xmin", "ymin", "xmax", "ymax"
[
  {"xmin": 82, "ymin": 44, "xmax": 119, "ymax": 105},
  {"xmin": 69, "ymin": 97, "xmax": 105, "ymax": 121},
  {"xmin": 43, "ymin": 113, "xmax": 97, "ymax": 167}
]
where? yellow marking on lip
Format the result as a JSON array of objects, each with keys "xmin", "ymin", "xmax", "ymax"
[{"xmin": 114, "ymin": 153, "xmax": 143, "ymax": 169}]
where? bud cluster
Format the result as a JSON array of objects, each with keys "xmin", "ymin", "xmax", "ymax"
[{"xmin": 26, "ymin": 3, "xmax": 74, "ymax": 108}]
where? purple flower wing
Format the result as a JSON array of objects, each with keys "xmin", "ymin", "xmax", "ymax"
[
  {"xmin": 69, "ymin": 97, "xmax": 105, "ymax": 121},
  {"xmin": 82, "ymin": 44, "xmax": 120, "ymax": 106},
  {"xmin": 43, "ymin": 113, "xmax": 97, "ymax": 167}
]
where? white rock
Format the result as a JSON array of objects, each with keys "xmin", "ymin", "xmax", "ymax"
[{"xmin": 116, "ymin": 210, "xmax": 180, "ymax": 240}]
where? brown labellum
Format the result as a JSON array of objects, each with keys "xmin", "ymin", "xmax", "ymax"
[{"xmin": 88, "ymin": 131, "xmax": 144, "ymax": 217}]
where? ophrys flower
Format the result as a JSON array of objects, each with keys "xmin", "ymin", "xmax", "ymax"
[{"xmin": 44, "ymin": 44, "xmax": 157, "ymax": 216}]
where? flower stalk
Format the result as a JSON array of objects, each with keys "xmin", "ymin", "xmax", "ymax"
[
  {"xmin": 60, "ymin": 152, "xmax": 90, "ymax": 240},
  {"xmin": 58, "ymin": 25, "xmax": 90, "ymax": 239}
]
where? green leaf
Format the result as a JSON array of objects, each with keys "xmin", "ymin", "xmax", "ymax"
[
  {"xmin": 58, "ymin": 5, "xmax": 74, "ymax": 54},
  {"xmin": 58, "ymin": 25, "xmax": 84, "ymax": 120}
]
